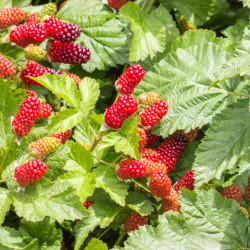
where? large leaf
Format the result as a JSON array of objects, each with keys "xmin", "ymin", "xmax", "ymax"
[
  {"xmin": 0, "ymin": 188, "xmax": 13, "ymax": 225},
  {"xmin": 120, "ymin": 3, "xmax": 166, "ymax": 62},
  {"xmin": 93, "ymin": 166, "xmax": 128, "ymax": 206},
  {"xmin": 123, "ymin": 189, "xmax": 250, "ymax": 249},
  {"xmin": 194, "ymin": 98, "xmax": 250, "ymax": 188}
]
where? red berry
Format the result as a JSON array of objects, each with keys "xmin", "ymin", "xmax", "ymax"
[
  {"xmin": 26, "ymin": 90, "xmax": 38, "ymax": 98},
  {"xmin": 155, "ymin": 134, "xmax": 188, "ymax": 173},
  {"xmin": 149, "ymin": 170, "xmax": 171, "ymax": 197},
  {"xmin": 43, "ymin": 16, "xmax": 81, "ymax": 43},
  {"xmin": 141, "ymin": 148, "xmax": 159, "ymax": 162},
  {"xmin": 141, "ymin": 159, "xmax": 166, "ymax": 177},
  {"xmin": 0, "ymin": 53, "xmax": 16, "ymax": 77},
  {"xmin": 176, "ymin": 127, "xmax": 199, "ymax": 143},
  {"xmin": 38, "ymin": 103, "xmax": 53, "ymax": 119},
  {"xmin": 105, "ymin": 95, "xmax": 138, "ymax": 129},
  {"xmin": 174, "ymin": 169, "xmax": 195, "ymax": 193},
  {"xmin": 137, "ymin": 128, "xmax": 146, "ymax": 153},
  {"xmin": 15, "ymin": 159, "xmax": 47, "ymax": 186},
  {"xmin": 245, "ymin": 177, "xmax": 250, "ymax": 201},
  {"xmin": 138, "ymin": 92, "xmax": 160, "ymax": 110},
  {"xmin": 124, "ymin": 212, "xmax": 148, "ymax": 233},
  {"xmin": 83, "ymin": 200, "xmax": 94, "ymax": 209},
  {"xmin": 140, "ymin": 100, "xmax": 168, "ymax": 130},
  {"xmin": 44, "ymin": 67, "xmax": 63, "ymax": 75},
  {"xmin": 21, "ymin": 62, "xmax": 46, "ymax": 87},
  {"xmin": 51, "ymin": 129, "xmax": 72, "ymax": 144},
  {"xmin": 117, "ymin": 160, "xmax": 145, "ymax": 180},
  {"xmin": 10, "ymin": 23, "xmax": 47, "ymax": 48},
  {"xmin": 12, "ymin": 95, "xmax": 41, "ymax": 136},
  {"xmin": 0, "ymin": 7, "xmax": 25, "ymax": 29},
  {"xmin": 162, "ymin": 188, "xmax": 180, "ymax": 212},
  {"xmin": 26, "ymin": 13, "xmax": 38, "ymax": 24},
  {"xmin": 61, "ymin": 70, "xmax": 81, "ymax": 84},
  {"xmin": 48, "ymin": 40, "xmax": 90, "ymax": 64},
  {"xmin": 115, "ymin": 64, "xmax": 145, "ymax": 95},
  {"xmin": 221, "ymin": 184, "xmax": 242, "ymax": 204},
  {"xmin": 145, "ymin": 130, "xmax": 159, "ymax": 147}
]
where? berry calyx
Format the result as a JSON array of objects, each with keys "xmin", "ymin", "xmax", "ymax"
[
  {"xmin": 176, "ymin": 127, "xmax": 199, "ymax": 143},
  {"xmin": 245, "ymin": 176, "xmax": 250, "ymax": 201},
  {"xmin": 174, "ymin": 169, "xmax": 195, "ymax": 193},
  {"xmin": 29, "ymin": 136, "xmax": 61, "ymax": 159},
  {"xmin": 149, "ymin": 170, "xmax": 171, "ymax": 197},
  {"xmin": 145, "ymin": 130, "xmax": 159, "ymax": 147},
  {"xmin": 108, "ymin": 0, "xmax": 127, "ymax": 9},
  {"xmin": 0, "ymin": 7, "xmax": 25, "ymax": 29},
  {"xmin": 155, "ymin": 134, "xmax": 188, "ymax": 173},
  {"xmin": 43, "ymin": 16, "xmax": 81, "ymax": 42},
  {"xmin": 104, "ymin": 95, "xmax": 138, "ymax": 129},
  {"xmin": 138, "ymin": 92, "xmax": 161, "ymax": 110},
  {"xmin": 140, "ymin": 100, "xmax": 168, "ymax": 130},
  {"xmin": 141, "ymin": 159, "xmax": 166, "ymax": 177},
  {"xmin": 37, "ymin": 103, "xmax": 53, "ymax": 119},
  {"xmin": 137, "ymin": 128, "xmax": 146, "ymax": 153},
  {"xmin": 0, "ymin": 53, "xmax": 16, "ymax": 77},
  {"xmin": 15, "ymin": 159, "xmax": 47, "ymax": 186},
  {"xmin": 221, "ymin": 184, "xmax": 242, "ymax": 204},
  {"xmin": 83, "ymin": 200, "xmax": 94, "ymax": 209},
  {"xmin": 124, "ymin": 212, "xmax": 148, "ymax": 233},
  {"xmin": 48, "ymin": 40, "xmax": 90, "ymax": 64},
  {"xmin": 117, "ymin": 160, "xmax": 145, "ymax": 180},
  {"xmin": 51, "ymin": 129, "xmax": 72, "ymax": 144},
  {"xmin": 115, "ymin": 64, "xmax": 145, "ymax": 95},
  {"xmin": 162, "ymin": 188, "xmax": 180, "ymax": 212},
  {"xmin": 24, "ymin": 45, "xmax": 45, "ymax": 62},
  {"xmin": 141, "ymin": 148, "xmax": 159, "ymax": 162}
]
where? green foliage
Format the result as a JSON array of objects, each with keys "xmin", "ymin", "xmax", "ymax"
[{"xmin": 85, "ymin": 238, "xmax": 108, "ymax": 250}]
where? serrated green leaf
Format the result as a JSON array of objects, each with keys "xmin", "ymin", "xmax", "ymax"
[
  {"xmin": 47, "ymin": 109, "xmax": 84, "ymax": 133},
  {"xmin": 13, "ymin": 180, "xmax": 87, "ymax": 222},
  {"xmin": 33, "ymin": 73, "xmax": 81, "ymax": 109},
  {"xmin": 0, "ymin": 188, "xmax": 12, "ymax": 225},
  {"xmin": 120, "ymin": 3, "xmax": 166, "ymax": 62},
  {"xmin": 123, "ymin": 189, "xmax": 250, "ymax": 249},
  {"xmin": 93, "ymin": 166, "xmax": 128, "ymax": 206},
  {"xmin": 126, "ymin": 191, "xmax": 153, "ymax": 216},
  {"xmin": 85, "ymin": 238, "xmax": 108, "ymax": 250},
  {"xmin": 79, "ymin": 77, "xmax": 100, "ymax": 113},
  {"xmin": 74, "ymin": 189, "xmax": 119, "ymax": 250},
  {"xmin": 194, "ymin": 98, "xmax": 250, "ymax": 188}
]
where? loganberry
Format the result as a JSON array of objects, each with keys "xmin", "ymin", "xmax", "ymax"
[
  {"xmin": 0, "ymin": 53, "xmax": 16, "ymax": 77},
  {"xmin": 83, "ymin": 200, "xmax": 94, "ymax": 209},
  {"xmin": 0, "ymin": 7, "xmax": 25, "ymax": 29},
  {"xmin": 174, "ymin": 169, "xmax": 195, "ymax": 193},
  {"xmin": 124, "ymin": 212, "xmax": 148, "ymax": 233},
  {"xmin": 117, "ymin": 160, "xmax": 145, "ymax": 180},
  {"xmin": 245, "ymin": 176, "xmax": 250, "ymax": 201},
  {"xmin": 38, "ymin": 103, "xmax": 53, "ymax": 119},
  {"xmin": 51, "ymin": 129, "xmax": 72, "ymax": 144},
  {"xmin": 137, "ymin": 128, "xmax": 147, "ymax": 153},
  {"xmin": 221, "ymin": 184, "xmax": 242, "ymax": 204},
  {"xmin": 162, "ymin": 188, "xmax": 180, "ymax": 212},
  {"xmin": 145, "ymin": 130, "xmax": 159, "ymax": 147},
  {"xmin": 141, "ymin": 148, "xmax": 159, "ymax": 162},
  {"xmin": 24, "ymin": 45, "xmax": 45, "ymax": 62},
  {"xmin": 176, "ymin": 127, "xmax": 199, "ymax": 143},
  {"xmin": 26, "ymin": 13, "xmax": 37, "ymax": 24},
  {"xmin": 141, "ymin": 159, "xmax": 166, "ymax": 177},
  {"xmin": 138, "ymin": 92, "xmax": 161, "ymax": 110}
]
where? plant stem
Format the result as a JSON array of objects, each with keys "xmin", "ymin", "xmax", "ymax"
[
  {"xmin": 93, "ymin": 156, "xmax": 116, "ymax": 168},
  {"xmin": 113, "ymin": 155, "xmax": 122, "ymax": 164},
  {"xmin": 0, "ymin": 135, "xmax": 16, "ymax": 175},
  {"xmin": 97, "ymin": 227, "xmax": 110, "ymax": 239},
  {"xmin": 122, "ymin": 64, "xmax": 128, "ymax": 74},
  {"xmin": 0, "ymin": 178, "xmax": 13, "ymax": 184},
  {"xmin": 144, "ymin": 0, "xmax": 154, "ymax": 15},
  {"xmin": 141, "ymin": 0, "xmax": 147, "ymax": 12},
  {"xmin": 228, "ymin": 91, "xmax": 250, "ymax": 98},
  {"xmin": 84, "ymin": 117, "xmax": 97, "ymax": 139},
  {"xmin": 90, "ymin": 130, "xmax": 109, "ymax": 152},
  {"xmin": 115, "ymin": 231, "xmax": 126, "ymax": 246}
]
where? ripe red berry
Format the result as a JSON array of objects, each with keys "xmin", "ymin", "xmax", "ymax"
[
  {"xmin": 115, "ymin": 64, "xmax": 145, "ymax": 95},
  {"xmin": 140, "ymin": 100, "xmax": 168, "ymax": 130},
  {"xmin": 26, "ymin": 13, "xmax": 38, "ymax": 24},
  {"xmin": 104, "ymin": 95, "xmax": 138, "ymax": 129},
  {"xmin": 0, "ymin": 53, "xmax": 16, "ymax": 77},
  {"xmin": 26, "ymin": 90, "xmax": 38, "ymax": 98},
  {"xmin": 117, "ymin": 160, "xmax": 145, "ymax": 180},
  {"xmin": 155, "ymin": 134, "xmax": 188, "ymax": 173},
  {"xmin": 10, "ymin": 23, "xmax": 47, "ymax": 48},
  {"xmin": 48, "ymin": 40, "xmax": 90, "ymax": 64},
  {"xmin": 12, "ymin": 95, "xmax": 41, "ymax": 136},
  {"xmin": 51, "ymin": 129, "xmax": 72, "ymax": 144},
  {"xmin": 0, "ymin": 7, "xmax": 25, "ymax": 29},
  {"xmin": 108, "ymin": 0, "xmax": 127, "ymax": 9},
  {"xmin": 221, "ymin": 184, "xmax": 242, "ymax": 204},
  {"xmin": 141, "ymin": 148, "xmax": 159, "ymax": 162},
  {"xmin": 83, "ymin": 200, "xmax": 94, "ymax": 209},
  {"xmin": 162, "ymin": 188, "xmax": 180, "ymax": 213},
  {"xmin": 145, "ymin": 130, "xmax": 159, "ymax": 147},
  {"xmin": 149, "ymin": 170, "xmax": 171, "ymax": 197},
  {"xmin": 15, "ymin": 159, "xmax": 47, "ymax": 186},
  {"xmin": 124, "ymin": 212, "xmax": 148, "ymax": 233},
  {"xmin": 141, "ymin": 159, "xmax": 166, "ymax": 177},
  {"xmin": 245, "ymin": 177, "xmax": 250, "ymax": 201},
  {"xmin": 176, "ymin": 127, "xmax": 199, "ymax": 143},
  {"xmin": 44, "ymin": 67, "xmax": 63, "ymax": 75},
  {"xmin": 43, "ymin": 16, "xmax": 81, "ymax": 42},
  {"xmin": 21, "ymin": 62, "xmax": 46, "ymax": 87},
  {"xmin": 137, "ymin": 128, "xmax": 146, "ymax": 153},
  {"xmin": 38, "ymin": 103, "xmax": 53, "ymax": 119},
  {"xmin": 174, "ymin": 169, "xmax": 195, "ymax": 193},
  {"xmin": 61, "ymin": 70, "xmax": 81, "ymax": 84},
  {"xmin": 138, "ymin": 92, "xmax": 161, "ymax": 110}
]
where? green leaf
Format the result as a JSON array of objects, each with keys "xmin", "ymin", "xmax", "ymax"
[
  {"xmin": 74, "ymin": 189, "xmax": 119, "ymax": 250},
  {"xmin": 126, "ymin": 191, "xmax": 153, "ymax": 216},
  {"xmin": 168, "ymin": 0, "xmax": 218, "ymax": 26},
  {"xmin": 13, "ymin": 0, "xmax": 32, "ymax": 8},
  {"xmin": 0, "ymin": 44, "xmax": 25, "ymax": 65},
  {"xmin": 239, "ymin": 0, "xmax": 250, "ymax": 8},
  {"xmin": 33, "ymin": 73, "xmax": 81, "ymax": 109},
  {"xmin": 120, "ymin": 3, "xmax": 166, "ymax": 62},
  {"xmin": 47, "ymin": 109, "xmax": 84, "ymax": 133},
  {"xmin": 13, "ymin": 180, "xmax": 87, "ymax": 222},
  {"xmin": 194, "ymin": 98, "xmax": 250, "ymax": 188},
  {"xmin": 79, "ymin": 77, "xmax": 100, "ymax": 113},
  {"xmin": 0, "ymin": 188, "xmax": 13, "ymax": 225},
  {"xmin": 0, "ymin": 0, "xmax": 11, "ymax": 8},
  {"xmin": 123, "ymin": 189, "xmax": 250, "ymax": 249},
  {"xmin": 85, "ymin": 238, "xmax": 108, "ymax": 250},
  {"xmin": 98, "ymin": 117, "xmax": 141, "ymax": 159},
  {"xmin": 93, "ymin": 166, "xmax": 128, "ymax": 206}
]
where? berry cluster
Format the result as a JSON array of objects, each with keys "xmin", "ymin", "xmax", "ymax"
[{"xmin": 0, "ymin": 7, "xmax": 25, "ymax": 29}]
